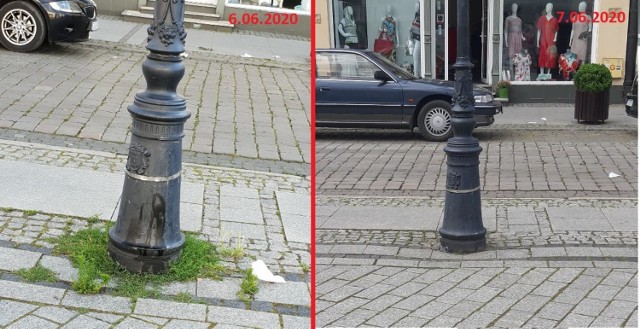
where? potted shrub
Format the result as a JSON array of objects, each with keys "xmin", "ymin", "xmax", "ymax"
[
  {"xmin": 573, "ymin": 63, "xmax": 613, "ymax": 123},
  {"xmin": 495, "ymin": 80, "xmax": 510, "ymax": 99}
]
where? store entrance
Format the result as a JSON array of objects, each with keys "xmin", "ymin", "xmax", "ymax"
[{"xmin": 433, "ymin": 0, "xmax": 489, "ymax": 83}]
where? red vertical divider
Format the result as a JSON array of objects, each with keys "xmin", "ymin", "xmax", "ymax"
[{"xmin": 310, "ymin": 1, "xmax": 317, "ymax": 328}]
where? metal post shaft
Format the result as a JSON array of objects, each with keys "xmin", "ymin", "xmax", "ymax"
[
  {"xmin": 108, "ymin": 0, "xmax": 190, "ymax": 273},
  {"xmin": 438, "ymin": 0, "xmax": 486, "ymax": 253}
]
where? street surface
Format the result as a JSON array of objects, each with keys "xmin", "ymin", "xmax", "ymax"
[
  {"xmin": 0, "ymin": 17, "xmax": 310, "ymax": 329},
  {"xmin": 316, "ymin": 105, "xmax": 638, "ymax": 328}
]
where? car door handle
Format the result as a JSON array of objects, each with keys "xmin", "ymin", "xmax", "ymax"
[{"xmin": 320, "ymin": 88, "xmax": 331, "ymax": 91}]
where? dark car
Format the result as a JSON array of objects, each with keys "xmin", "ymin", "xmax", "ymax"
[
  {"xmin": 625, "ymin": 73, "xmax": 637, "ymax": 118},
  {"xmin": 0, "ymin": 0, "xmax": 97, "ymax": 53},
  {"xmin": 316, "ymin": 49, "xmax": 502, "ymax": 141}
]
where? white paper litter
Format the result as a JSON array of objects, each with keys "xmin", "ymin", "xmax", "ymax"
[
  {"xmin": 273, "ymin": 55, "xmax": 281, "ymax": 60},
  {"xmin": 528, "ymin": 122, "xmax": 537, "ymax": 124},
  {"xmin": 242, "ymin": 53, "xmax": 254, "ymax": 58},
  {"xmin": 252, "ymin": 260, "xmax": 285, "ymax": 283},
  {"xmin": 541, "ymin": 118, "xmax": 547, "ymax": 121},
  {"xmin": 608, "ymin": 172, "xmax": 620, "ymax": 178},
  {"xmin": 180, "ymin": 52, "xmax": 189, "ymax": 58}
]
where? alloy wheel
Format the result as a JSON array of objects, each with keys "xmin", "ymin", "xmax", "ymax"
[
  {"xmin": 424, "ymin": 107, "xmax": 452, "ymax": 137},
  {"xmin": 2, "ymin": 9, "xmax": 37, "ymax": 46}
]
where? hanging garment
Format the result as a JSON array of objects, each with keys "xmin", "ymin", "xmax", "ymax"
[
  {"xmin": 558, "ymin": 52, "xmax": 580, "ymax": 81},
  {"xmin": 536, "ymin": 15, "xmax": 559, "ymax": 69},
  {"xmin": 381, "ymin": 16, "xmax": 397, "ymax": 45},
  {"xmin": 570, "ymin": 19, "xmax": 590, "ymax": 61},
  {"xmin": 340, "ymin": 17, "xmax": 358, "ymax": 45},
  {"xmin": 505, "ymin": 16, "xmax": 524, "ymax": 59},
  {"xmin": 512, "ymin": 52, "xmax": 532, "ymax": 81},
  {"xmin": 410, "ymin": 12, "xmax": 420, "ymax": 41}
]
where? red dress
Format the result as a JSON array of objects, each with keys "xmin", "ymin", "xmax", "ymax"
[{"xmin": 536, "ymin": 15, "xmax": 559, "ymax": 68}]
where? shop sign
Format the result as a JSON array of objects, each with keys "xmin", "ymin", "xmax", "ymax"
[{"xmin": 602, "ymin": 58, "xmax": 623, "ymax": 78}]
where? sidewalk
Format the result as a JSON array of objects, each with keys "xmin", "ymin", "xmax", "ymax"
[{"xmin": 91, "ymin": 16, "xmax": 310, "ymax": 64}]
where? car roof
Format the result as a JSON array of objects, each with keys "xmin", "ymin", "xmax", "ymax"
[{"xmin": 316, "ymin": 48, "xmax": 374, "ymax": 55}]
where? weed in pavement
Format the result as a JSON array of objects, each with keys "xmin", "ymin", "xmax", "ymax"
[
  {"xmin": 237, "ymin": 268, "xmax": 259, "ymax": 304},
  {"xmin": 16, "ymin": 265, "xmax": 57, "ymax": 283},
  {"xmin": 51, "ymin": 224, "xmax": 225, "ymax": 299}
]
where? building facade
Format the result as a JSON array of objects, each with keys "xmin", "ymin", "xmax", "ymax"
[{"xmin": 316, "ymin": 0, "xmax": 634, "ymax": 102}]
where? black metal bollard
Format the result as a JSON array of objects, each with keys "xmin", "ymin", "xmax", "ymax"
[
  {"xmin": 438, "ymin": 0, "xmax": 486, "ymax": 253},
  {"xmin": 108, "ymin": 0, "xmax": 190, "ymax": 273}
]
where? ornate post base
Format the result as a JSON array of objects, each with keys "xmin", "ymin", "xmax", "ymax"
[{"xmin": 108, "ymin": 0, "xmax": 190, "ymax": 274}]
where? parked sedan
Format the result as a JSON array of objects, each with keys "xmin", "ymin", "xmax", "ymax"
[
  {"xmin": 316, "ymin": 49, "xmax": 502, "ymax": 141},
  {"xmin": 0, "ymin": 0, "xmax": 97, "ymax": 53}
]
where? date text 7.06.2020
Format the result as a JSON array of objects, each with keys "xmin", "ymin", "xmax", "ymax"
[{"xmin": 228, "ymin": 13, "xmax": 299, "ymax": 25}]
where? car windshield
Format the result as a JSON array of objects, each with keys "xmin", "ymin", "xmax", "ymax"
[{"xmin": 369, "ymin": 52, "xmax": 417, "ymax": 80}]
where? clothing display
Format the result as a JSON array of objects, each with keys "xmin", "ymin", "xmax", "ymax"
[
  {"xmin": 339, "ymin": 16, "xmax": 358, "ymax": 47},
  {"xmin": 410, "ymin": 12, "xmax": 420, "ymax": 41},
  {"xmin": 536, "ymin": 14, "xmax": 559, "ymax": 69},
  {"xmin": 570, "ymin": 19, "xmax": 590, "ymax": 61},
  {"xmin": 505, "ymin": 15, "xmax": 524, "ymax": 59},
  {"xmin": 512, "ymin": 51, "xmax": 532, "ymax": 81},
  {"xmin": 558, "ymin": 51, "xmax": 580, "ymax": 81},
  {"xmin": 380, "ymin": 16, "xmax": 397, "ymax": 44}
]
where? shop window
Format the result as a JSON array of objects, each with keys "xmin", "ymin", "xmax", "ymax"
[{"xmin": 502, "ymin": 0, "xmax": 594, "ymax": 82}]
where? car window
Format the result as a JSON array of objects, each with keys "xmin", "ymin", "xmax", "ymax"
[
  {"xmin": 370, "ymin": 52, "xmax": 417, "ymax": 80},
  {"xmin": 316, "ymin": 52, "xmax": 379, "ymax": 80}
]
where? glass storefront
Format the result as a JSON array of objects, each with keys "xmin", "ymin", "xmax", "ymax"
[
  {"xmin": 502, "ymin": 0, "xmax": 595, "ymax": 82},
  {"xmin": 331, "ymin": 0, "xmax": 423, "ymax": 76}
]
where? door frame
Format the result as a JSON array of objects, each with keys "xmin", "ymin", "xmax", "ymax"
[{"xmin": 481, "ymin": 0, "xmax": 494, "ymax": 84}]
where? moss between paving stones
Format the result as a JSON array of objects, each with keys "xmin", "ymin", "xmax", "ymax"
[{"xmin": 50, "ymin": 223, "xmax": 232, "ymax": 300}]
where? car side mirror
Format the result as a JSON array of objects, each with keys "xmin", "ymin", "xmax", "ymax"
[{"xmin": 374, "ymin": 70, "xmax": 391, "ymax": 82}]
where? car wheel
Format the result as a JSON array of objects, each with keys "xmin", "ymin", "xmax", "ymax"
[
  {"xmin": 0, "ymin": 2, "xmax": 46, "ymax": 52},
  {"xmin": 417, "ymin": 100, "xmax": 453, "ymax": 141}
]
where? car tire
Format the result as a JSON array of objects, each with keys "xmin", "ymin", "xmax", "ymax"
[
  {"xmin": 0, "ymin": 1, "xmax": 46, "ymax": 52},
  {"xmin": 417, "ymin": 100, "xmax": 453, "ymax": 142}
]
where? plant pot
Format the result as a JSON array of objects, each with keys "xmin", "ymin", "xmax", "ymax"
[
  {"xmin": 574, "ymin": 89, "xmax": 610, "ymax": 123},
  {"xmin": 497, "ymin": 87, "xmax": 509, "ymax": 98}
]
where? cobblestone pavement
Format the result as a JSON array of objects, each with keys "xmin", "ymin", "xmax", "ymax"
[
  {"xmin": 316, "ymin": 126, "xmax": 637, "ymax": 198},
  {"xmin": 0, "ymin": 136, "xmax": 310, "ymax": 326},
  {"xmin": 0, "ymin": 40, "xmax": 310, "ymax": 164}
]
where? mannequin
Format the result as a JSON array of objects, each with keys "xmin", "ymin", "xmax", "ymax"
[
  {"xmin": 504, "ymin": 3, "xmax": 526, "ymax": 59},
  {"xmin": 536, "ymin": 2, "xmax": 559, "ymax": 80},
  {"xmin": 338, "ymin": 6, "xmax": 358, "ymax": 48},
  {"xmin": 379, "ymin": 5, "xmax": 399, "ymax": 61},
  {"xmin": 410, "ymin": 2, "xmax": 421, "ymax": 77},
  {"xmin": 569, "ymin": 1, "xmax": 592, "ymax": 62}
]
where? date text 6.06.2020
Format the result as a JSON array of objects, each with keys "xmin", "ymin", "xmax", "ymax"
[{"xmin": 228, "ymin": 13, "xmax": 299, "ymax": 25}]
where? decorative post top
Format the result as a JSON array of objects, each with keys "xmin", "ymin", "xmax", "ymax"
[{"xmin": 147, "ymin": 0, "xmax": 187, "ymax": 55}]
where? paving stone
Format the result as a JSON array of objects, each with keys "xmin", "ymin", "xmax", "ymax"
[
  {"xmin": 0, "ymin": 246, "xmax": 41, "ymax": 271},
  {"xmin": 62, "ymin": 291, "xmax": 132, "ymax": 314},
  {"xmin": 160, "ymin": 281, "xmax": 197, "ymax": 296},
  {"xmin": 536, "ymin": 301, "xmax": 574, "ymax": 321},
  {"xmin": 362, "ymin": 294, "xmax": 403, "ymax": 312},
  {"xmin": 282, "ymin": 315, "xmax": 310, "ymax": 329},
  {"xmin": 33, "ymin": 306, "xmax": 78, "ymax": 324},
  {"xmin": 330, "ymin": 245, "xmax": 366, "ymax": 254},
  {"xmin": 573, "ymin": 298, "xmax": 609, "ymax": 316},
  {"xmin": 0, "ymin": 300, "xmax": 38, "ymax": 326},
  {"xmin": 393, "ymin": 294, "xmax": 434, "ymax": 311},
  {"xmin": 180, "ymin": 203, "xmax": 203, "ymax": 232},
  {"xmin": 134, "ymin": 299, "xmax": 207, "ymax": 321},
  {"xmin": 590, "ymin": 316, "xmax": 625, "ymax": 327},
  {"xmin": 425, "ymin": 315, "xmax": 463, "ymax": 328},
  {"xmin": 114, "ymin": 317, "xmax": 159, "ymax": 329},
  {"xmin": 220, "ymin": 186, "xmax": 262, "ymax": 224},
  {"xmin": 456, "ymin": 311, "xmax": 501, "ymax": 329},
  {"xmin": 254, "ymin": 281, "xmax": 310, "ymax": 306},
  {"xmin": 6, "ymin": 315, "xmax": 58, "ymax": 329},
  {"xmin": 276, "ymin": 191, "xmax": 310, "ymax": 243},
  {"xmin": 0, "ymin": 280, "xmax": 65, "ymax": 305},
  {"xmin": 85, "ymin": 313, "xmax": 124, "ymax": 324},
  {"xmin": 162, "ymin": 319, "xmax": 210, "ymax": 329},
  {"xmin": 599, "ymin": 300, "xmax": 637, "ymax": 319},
  {"xmin": 196, "ymin": 278, "xmax": 239, "ymax": 300},
  {"xmin": 130, "ymin": 316, "xmax": 167, "ymax": 326},
  {"xmin": 558, "ymin": 313, "xmax": 595, "ymax": 328},
  {"xmin": 363, "ymin": 245, "xmax": 399, "ymax": 256},
  {"xmin": 530, "ymin": 246, "xmax": 567, "ymax": 257},
  {"xmin": 365, "ymin": 307, "xmax": 410, "ymax": 327},
  {"xmin": 62, "ymin": 315, "xmax": 111, "ymax": 329},
  {"xmin": 524, "ymin": 317, "xmax": 558, "ymax": 329},
  {"xmin": 208, "ymin": 305, "xmax": 279, "ymax": 329},
  {"xmin": 40, "ymin": 255, "xmax": 78, "ymax": 282},
  {"xmin": 220, "ymin": 221, "xmax": 266, "ymax": 241}
]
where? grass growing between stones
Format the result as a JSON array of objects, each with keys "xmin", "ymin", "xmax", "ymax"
[
  {"xmin": 51, "ymin": 224, "xmax": 227, "ymax": 299},
  {"xmin": 237, "ymin": 268, "xmax": 259, "ymax": 304},
  {"xmin": 16, "ymin": 264, "xmax": 57, "ymax": 283}
]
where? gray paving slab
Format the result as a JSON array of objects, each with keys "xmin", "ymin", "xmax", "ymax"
[
  {"xmin": 282, "ymin": 315, "xmax": 310, "ymax": 329},
  {"xmin": 180, "ymin": 202, "xmax": 204, "ymax": 232},
  {"xmin": 196, "ymin": 278, "xmax": 240, "ymax": 300},
  {"xmin": 91, "ymin": 19, "xmax": 141, "ymax": 43},
  {"xmin": 276, "ymin": 191, "xmax": 310, "ymax": 243},
  {"xmin": 220, "ymin": 187, "xmax": 263, "ymax": 225},
  {"xmin": 254, "ymin": 281, "xmax": 310, "ymax": 306},
  {"xmin": 0, "ymin": 159, "xmax": 122, "ymax": 219},
  {"xmin": 62, "ymin": 315, "xmax": 111, "ymax": 329},
  {"xmin": 134, "ymin": 298, "xmax": 207, "ymax": 321},
  {"xmin": 601, "ymin": 207, "xmax": 638, "ymax": 231},
  {"xmin": 163, "ymin": 319, "xmax": 211, "ymax": 329},
  {"xmin": 207, "ymin": 306, "xmax": 280, "ymax": 329},
  {"xmin": 220, "ymin": 221, "xmax": 267, "ymax": 241},
  {"xmin": 114, "ymin": 317, "xmax": 159, "ymax": 329},
  {"xmin": 62, "ymin": 291, "xmax": 132, "ymax": 314},
  {"xmin": 0, "ymin": 246, "xmax": 41, "ymax": 271},
  {"xmin": 159, "ymin": 281, "xmax": 197, "ymax": 296},
  {"xmin": 0, "ymin": 300, "xmax": 38, "ymax": 327},
  {"xmin": 33, "ymin": 306, "xmax": 78, "ymax": 324},
  {"xmin": 0, "ymin": 280, "xmax": 65, "ymax": 305},
  {"xmin": 547, "ymin": 207, "xmax": 613, "ymax": 231},
  {"xmin": 6, "ymin": 315, "xmax": 58, "ymax": 329},
  {"xmin": 321, "ymin": 206, "xmax": 441, "ymax": 230},
  {"xmin": 40, "ymin": 255, "xmax": 78, "ymax": 282}
]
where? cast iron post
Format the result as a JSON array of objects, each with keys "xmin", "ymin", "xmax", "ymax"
[
  {"xmin": 108, "ymin": 0, "xmax": 190, "ymax": 273},
  {"xmin": 623, "ymin": 0, "xmax": 638, "ymax": 95},
  {"xmin": 438, "ymin": 0, "xmax": 486, "ymax": 253}
]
